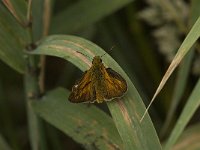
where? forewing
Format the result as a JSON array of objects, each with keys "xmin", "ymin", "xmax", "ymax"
[
  {"xmin": 68, "ymin": 71, "xmax": 96, "ymax": 103},
  {"xmin": 103, "ymin": 68, "xmax": 127, "ymax": 100}
]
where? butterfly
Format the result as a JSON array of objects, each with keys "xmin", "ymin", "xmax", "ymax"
[{"xmin": 68, "ymin": 56, "xmax": 127, "ymax": 103}]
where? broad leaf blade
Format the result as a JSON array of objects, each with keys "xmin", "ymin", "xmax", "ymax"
[
  {"xmin": 32, "ymin": 88, "xmax": 123, "ymax": 150},
  {"xmin": 50, "ymin": 0, "xmax": 134, "ymax": 34},
  {"xmin": 30, "ymin": 35, "xmax": 162, "ymax": 150}
]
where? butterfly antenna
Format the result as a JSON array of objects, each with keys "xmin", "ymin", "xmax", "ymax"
[
  {"xmin": 100, "ymin": 45, "xmax": 116, "ymax": 58},
  {"xmin": 110, "ymin": 45, "xmax": 115, "ymax": 51},
  {"xmin": 100, "ymin": 53, "xmax": 106, "ymax": 58}
]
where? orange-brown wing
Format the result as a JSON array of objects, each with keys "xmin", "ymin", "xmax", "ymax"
[
  {"xmin": 103, "ymin": 68, "xmax": 127, "ymax": 100},
  {"xmin": 68, "ymin": 71, "xmax": 96, "ymax": 103}
]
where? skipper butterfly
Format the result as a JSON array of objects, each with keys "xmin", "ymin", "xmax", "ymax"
[{"xmin": 68, "ymin": 56, "xmax": 127, "ymax": 103}]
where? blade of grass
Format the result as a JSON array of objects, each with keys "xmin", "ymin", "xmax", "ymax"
[
  {"xmin": 161, "ymin": 0, "xmax": 200, "ymax": 136},
  {"xmin": 32, "ymin": 88, "xmax": 123, "ymax": 150},
  {"xmin": 50, "ymin": 0, "xmax": 134, "ymax": 34},
  {"xmin": 30, "ymin": 35, "xmax": 162, "ymax": 150},
  {"xmin": 164, "ymin": 77, "xmax": 200, "ymax": 150},
  {"xmin": 140, "ymin": 16, "xmax": 200, "ymax": 122},
  {"xmin": 172, "ymin": 124, "xmax": 200, "ymax": 150},
  {"xmin": 160, "ymin": 50, "xmax": 194, "ymax": 137},
  {"xmin": 0, "ymin": 134, "xmax": 12, "ymax": 150},
  {"xmin": 0, "ymin": 4, "xmax": 29, "ymax": 73},
  {"xmin": 2, "ymin": 0, "xmax": 27, "ymax": 26}
]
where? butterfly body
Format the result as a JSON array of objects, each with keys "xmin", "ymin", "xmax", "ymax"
[{"xmin": 68, "ymin": 56, "xmax": 127, "ymax": 103}]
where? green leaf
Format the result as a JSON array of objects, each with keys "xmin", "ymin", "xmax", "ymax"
[
  {"xmin": 30, "ymin": 35, "xmax": 162, "ymax": 150},
  {"xmin": 32, "ymin": 88, "xmax": 123, "ymax": 150},
  {"xmin": 0, "ymin": 134, "xmax": 12, "ymax": 150},
  {"xmin": 50, "ymin": 0, "xmax": 134, "ymax": 34},
  {"xmin": 164, "ymin": 78, "xmax": 200, "ymax": 150},
  {"xmin": 0, "ymin": 4, "xmax": 30, "ymax": 73}
]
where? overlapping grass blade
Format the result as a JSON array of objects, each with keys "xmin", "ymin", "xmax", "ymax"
[{"xmin": 30, "ymin": 35, "xmax": 162, "ymax": 150}]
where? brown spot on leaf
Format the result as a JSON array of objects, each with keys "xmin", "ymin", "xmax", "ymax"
[{"xmin": 117, "ymin": 100, "xmax": 132, "ymax": 126}]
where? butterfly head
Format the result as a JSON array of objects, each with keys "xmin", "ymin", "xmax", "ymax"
[{"xmin": 92, "ymin": 56, "xmax": 102, "ymax": 66}]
